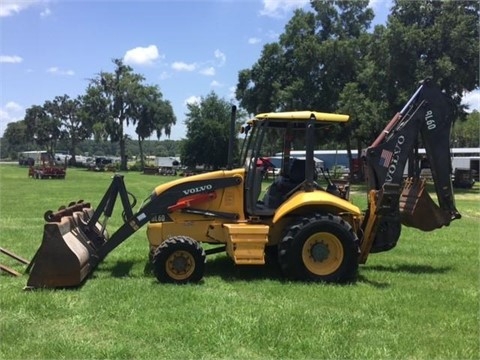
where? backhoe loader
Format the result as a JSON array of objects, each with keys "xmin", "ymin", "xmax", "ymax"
[{"xmin": 26, "ymin": 79, "xmax": 461, "ymax": 288}]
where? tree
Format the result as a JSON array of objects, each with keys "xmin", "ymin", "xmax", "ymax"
[
  {"xmin": 387, "ymin": 0, "xmax": 479, "ymax": 104},
  {"xmin": 236, "ymin": 42, "xmax": 287, "ymax": 114},
  {"xmin": 23, "ymin": 104, "xmax": 61, "ymax": 155},
  {"xmin": 84, "ymin": 58, "xmax": 173, "ymax": 170},
  {"xmin": 134, "ymin": 85, "xmax": 176, "ymax": 169},
  {"xmin": 308, "ymin": 0, "xmax": 374, "ymax": 110},
  {"xmin": 43, "ymin": 94, "xmax": 93, "ymax": 165},
  {"xmin": 237, "ymin": 0, "xmax": 478, "ymax": 156},
  {"xmin": 236, "ymin": 0, "xmax": 373, "ymax": 113},
  {"xmin": 1, "ymin": 120, "xmax": 31, "ymax": 159},
  {"xmin": 344, "ymin": 0, "xmax": 479, "ymax": 149},
  {"xmin": 181, "ymin": 92, "xmax": 246, "ymax": 170},
  {"xmin": 452, "ymin": 110, "xmax": 480, "ymax": 148}
]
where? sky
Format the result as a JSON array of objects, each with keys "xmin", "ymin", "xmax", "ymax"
[{"xmin": 1, "ymin": 0, "xmax": 479, "ymax": 141}]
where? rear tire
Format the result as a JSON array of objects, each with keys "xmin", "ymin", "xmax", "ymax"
[
  {"xmin": 152, "ymin": 236, "xmax": 206, "ymax": 284},
  {"xmin": 278, "ymin": 214, "xmax": 359, "ymax": 283}
]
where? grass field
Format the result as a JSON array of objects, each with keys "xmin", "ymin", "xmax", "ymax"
[{"xmin": 1, "ymin": 164, "xmax": 479, "ymax": 359}]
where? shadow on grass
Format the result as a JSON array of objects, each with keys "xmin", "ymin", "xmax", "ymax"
[
  {"xmin": 356, "ymin": 263, "xmax": 452, "ymax": 289},
  {"xmin": 363, "ymin": 264, "xmax": 452, "ymax": 275},
  {"xmin": 204, "ymin": 255, "xmax": 285, "ymax": 283},
  {"xmin": 90, "ymin": 256, "xmax": 450, "ymax": 287},
  {"xmin": 94, "ymin": 260, "xmax": 137, "ymax": 278},
  {"xmin": 357, "ymin": 274, "xmax": 390, "ymax": 289},
  {"xmin": 354, "ymin": 264, "xmax": 453, "ymax": 289},
  {"xmin": 451, "ymin": 186, "xmax": 479, "ymax": 195},
  {"xmin": 109, "ymin": 261, "xmax": 135, "ymax": 277},
  {"xmin": 88, "ymin": 257, "xmax": 282, "ymax": 283}
]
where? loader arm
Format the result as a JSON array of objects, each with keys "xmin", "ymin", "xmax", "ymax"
[
  {"xmin": 26, "ymin": 174, "xmax": 242, "ymax": 288},
  {"xmin": 94, "ymin": 175, "xmax": 242, "ymax": 259},
  {"xmin": 361, "ymin": 79, "xmax": 461, "ymax": 256}
]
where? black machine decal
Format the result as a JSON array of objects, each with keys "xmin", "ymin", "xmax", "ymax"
[{"xmin": 150, "ymin": 214, "xmax": 173, "ymax": 223}]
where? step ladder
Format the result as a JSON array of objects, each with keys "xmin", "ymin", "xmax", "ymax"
[{"xmin": 223, "ymin": 224, "xmax": 269, "ymax": 265}]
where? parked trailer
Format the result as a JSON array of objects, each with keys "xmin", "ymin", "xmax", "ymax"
[
  {"xmin": 283, "ymin": 148, "xmax": 480, "ymax": 180},
  {"xmin": 20, "ymin": 151, "xmax": 67, "ymax": 179},
  {"xmin": 18, "ymin": 150, "xmax": 49, "ymax": 166},
  {"xmin": 29, "ymin": 165, "xmax": 66, "ymax": 179}
]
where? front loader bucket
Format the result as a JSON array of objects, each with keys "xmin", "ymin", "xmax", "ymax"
[
  {"xmin": 399, "ymin": 178, "xmax": 453, "ymax": 231},
  {"xmin": 26, "ymin": 205, "xmax": 105, "ymax": 289}
]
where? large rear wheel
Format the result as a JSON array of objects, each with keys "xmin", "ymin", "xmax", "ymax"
[
  {"xmin": 152, "ymin": 236, "xmax": 206, "ymax": 284},
  {"xmin": 278, "ymin": 214, "xmax": 359, "ymax": 283}
]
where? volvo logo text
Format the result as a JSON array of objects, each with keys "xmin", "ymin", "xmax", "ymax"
[
  {"xmin": 386, "ymin": 135, "xmax": 405, "ymax": 183},
  {"xmin": 182, "ymin": 184, "xmax": 213, "ymax": 195}
]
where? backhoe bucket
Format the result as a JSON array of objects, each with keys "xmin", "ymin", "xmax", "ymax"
[
  {"xmin": 399, "ymin": 178, "xmax": 452, "ymax": 231},
  {"xmin": 26, "ymin": 204, "xmax": 106, "ymax": 289}
]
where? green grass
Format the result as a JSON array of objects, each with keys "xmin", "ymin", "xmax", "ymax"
[{"xmin": 1, "ymin": 165, "xmax": 479, "ymax": 359}]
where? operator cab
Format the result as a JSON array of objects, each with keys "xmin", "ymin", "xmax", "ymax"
[{"xmin": 239, "ymin": 111, "xmax": 350, "ymax": 217}]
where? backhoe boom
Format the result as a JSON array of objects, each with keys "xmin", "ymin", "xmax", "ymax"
[{"xmin": 362, "ymin": 79, "xmax": 461, "ymax": 254}]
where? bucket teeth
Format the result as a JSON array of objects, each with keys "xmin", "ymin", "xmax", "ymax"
[{"xmin": 42, "ymin": 202, "xmax": 92, "ymax": 223}]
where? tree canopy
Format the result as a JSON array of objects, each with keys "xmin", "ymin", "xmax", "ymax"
[
  {"xmin": 83, "ymin": 59, "xmax": 176, "ymax": 170},
  {"xmin": 181, "ymin": 92, "xmax": 247, "ymax": 170},
  {"xmin": 235, "ymin": 0, "xmax": 479, "ymax": 155},
  {"xmin": 43, "ymin": 94, "xmax": 92, "ymax": 164}
]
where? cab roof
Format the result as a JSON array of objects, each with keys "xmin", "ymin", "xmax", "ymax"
[{"xmin": 253, "ymin": 111, "xmax": 349, "ymax": 123}]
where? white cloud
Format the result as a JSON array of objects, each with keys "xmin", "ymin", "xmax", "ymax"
[
  {"xmin": 184, "ymin": 95, "xmax": 201, "ymax": 106},
  {"xmin": 40, "ymin": 7, "xmax": 51, "ymax": 17},
  {"xmin": 5, "ymin": 102, "xmax": 22, "ymax": 112},
  {"xmin": 368, "ymin": 0, "xmax": 383, "ymax": 11},
  {"xmin": 0, "ymin": 55, "xmax": 23, "ymax": 63},
  {"xmin": 123, "ymin": 45, "xmax": 160, "ymax": 66},
  {"xmin": 172, "ymin": 62, "xmax": 197, "ymax": 72},
  {"xmin": 0, "ymin": 0, "xmax": 32, "ymax": 17},
  {"xmin": 248, "ymin": 37, "xmax": 261, "ymax": 45},
  {"xmin": 369, "ymin": 0, "xmax": 393, "ymax": 12},
  {"xmin": 214, "ymin": 49, "xmax": 226, "ymax": 66},
  {"xmin": 462, "ymin": 89, "xmax": 480, "ymax": 113},
  {"xmin": 47, "ymin": 67, "xmax": 75, "ymax": 76},
  {"xmin": 0, "ymin": 0, "xmax": 49, "ymax": 17},
  {"xmin": 210, "ymin": 80, "xmax": 222, "ymax": 87},
  {"xmin": 0, "ymin": 101, "xmax": 24, "ymax": 137},
  {"xmin": 200, "ymin": 67, "xmax": 215, "ymax": 76},
  {"xmin": 260, "ymin": 0, "xmax": 309, "ymax": 18},
  {"xmin": 159, "ymin": 71, "xmax": 171, "ymax": 80}
]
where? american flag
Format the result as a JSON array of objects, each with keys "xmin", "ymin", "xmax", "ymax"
[{"xmin": 379, "ymin": 149, "xmax": 393, "ymax": 167}]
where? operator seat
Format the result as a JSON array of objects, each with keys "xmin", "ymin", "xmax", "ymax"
[{"xmin": 263, "ymin": 159, "xmax": 306, "ymax": 209}]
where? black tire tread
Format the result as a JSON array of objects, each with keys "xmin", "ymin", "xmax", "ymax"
[
  {"xmin": 152, "ymin": 235, "xmax": 206, "ymax": 284},
  {"xmin": 278, "ymin": 213, "xmax": 359, "ymax": 283}
]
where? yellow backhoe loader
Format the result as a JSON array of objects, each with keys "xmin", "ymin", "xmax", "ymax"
[{"xmin": 26, "ymin": 79, "xmax": 461, "ymax": 288}]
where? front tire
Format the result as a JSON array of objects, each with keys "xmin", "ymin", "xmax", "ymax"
[
  {"xmin": 278, "ymin": 214, "xmax": 359, "ymax": 283},
  {"xmin": 152, "ymin": 236, "xmax": 206, "ymax": 284}
]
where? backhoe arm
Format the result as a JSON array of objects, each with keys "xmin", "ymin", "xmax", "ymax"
[{"xmin": 361, "ymin": 79, "xmax": 461, "ymax": 257}]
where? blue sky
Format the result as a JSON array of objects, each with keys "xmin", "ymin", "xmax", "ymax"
[{"xmin": 1, "ymin": 0, "xmax": 478, "ymax": 141}]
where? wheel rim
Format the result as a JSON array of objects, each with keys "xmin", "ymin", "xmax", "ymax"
[
  {"xmin": 165, "ymin": 250, "xmax": 195, "ymax": 281},
  {"xmin": 302, "ymin": 232, "xmax": 344, "ymax": 275}
]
